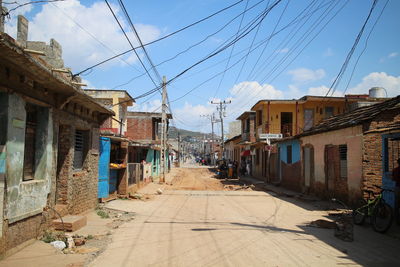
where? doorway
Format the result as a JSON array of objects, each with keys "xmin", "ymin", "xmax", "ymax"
[
  {"xmin": 382, "ymin": 133, "xmax": 400, "ymax": 208},
  {"xmin": 281, "ymin": 112, "xmax": 293, "ymax": 136}
]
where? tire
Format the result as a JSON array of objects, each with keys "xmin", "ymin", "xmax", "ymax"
[
  {"xmin": 353, "ymin": 206, "xmax": 367, "ymax": 225},
  {"xmin": 372, "ymin": 202, "xmax": 393, "ymax": 233}
]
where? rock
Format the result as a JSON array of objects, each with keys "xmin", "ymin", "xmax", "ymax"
[
  {"xmin": 50, "ymin": 240, "xmax": 66, "ymax": 250},
  {"xmin": 73, "ymin": 237, "xmax": 86, "ymax": 246},
  {"xmin": 67, "ymin": 236, "xmax": 75, "ymax": 248},
  {"xmin": 156, "ymin": 188, "xmax": 163, "ymax": 195}
]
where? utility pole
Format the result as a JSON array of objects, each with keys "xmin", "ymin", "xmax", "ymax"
[
  {"xmin": 177, "ymin": 132, "xmax": 181, "ymax": 167},
  {"xmin": 160, "ymin": 76, "xmax": 167, "ymax": 183},
  {"xmin": 211, "ymin": 100, "xmax": 231, "ymax": 159},
  {"xmin": 201, "ymin": 113, "xmax": 218, "ymax": 166}
]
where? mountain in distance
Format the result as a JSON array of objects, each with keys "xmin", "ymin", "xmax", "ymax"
[{"xmin": 168, "ymin": 126, "xmax": 217, "ymax": 140}]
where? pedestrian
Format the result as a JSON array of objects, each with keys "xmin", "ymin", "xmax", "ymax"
[
  {"xmin": 392, "ymin": 158, "xmax": 400, "ymax": 224},
  {"xmin": 228, "ymin": 160, "xmax": 233, "ymax": 178},
  {"xmin": 240, "ymin": 160, "xmax": 246, "ymax": 176},
  {"xmin": 246, "ymin": 159, "xmax": 251, "ymax": 176},
  {"xmin": 233, "ymin": 161, "xmax": 238, "ymax": 178}
]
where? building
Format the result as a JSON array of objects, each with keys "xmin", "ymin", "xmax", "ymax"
[
  {"xmin": 274, "ymin": 96, "xmax": 400, "ymax": 205},
  {"xmin": 84, "ymin": 89, "xmax": 135, "ymax": 136},
  {"xmin": 246, "ymin": 93, "xmax": 387, "ymax": 182},
  {"xmin": 84, "ymin": 90, "xmax": 135, "ymax": 200},
  {"xmin": 0, "ymin": 19, "xmax": 113, "ymax": 255},
  {"xmin": 224, "ymin": 135, "xmax": 241, "ymax": 163},
  {"xmin": 126, "ymin": 111, "xmax": 172, "ymax": 182},
  {"xmin": 227, "ymin": 121, "xmax": 241, "ymax": 139}
]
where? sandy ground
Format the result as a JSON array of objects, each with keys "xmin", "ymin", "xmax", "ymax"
[
  {"xmin": 2, "ymin": 167, "xmax": 400, "ymax": 266},
  {"xmin": 90, "ymin": 167, "xmax": 400, "ymax": 267}
]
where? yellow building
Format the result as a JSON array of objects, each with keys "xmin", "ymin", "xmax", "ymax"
[{"xmin": 251, "ymin": 95, "xmax": 383, "ymax": 139}]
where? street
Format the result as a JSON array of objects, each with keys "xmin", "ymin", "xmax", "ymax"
[{"xmin": 89, "ymin": 166, "xmax": 400, "ymax": 267}]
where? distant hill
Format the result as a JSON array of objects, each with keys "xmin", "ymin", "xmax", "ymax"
[{"xmin": 168, "ymin": 127, "xmax": 217, "ymax": 140}]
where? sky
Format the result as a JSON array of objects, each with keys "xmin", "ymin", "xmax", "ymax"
[{"xmin": 3, "ymin": 0, "xmax": 400, "ymax": 135}]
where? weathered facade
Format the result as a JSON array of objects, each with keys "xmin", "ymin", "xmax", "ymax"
[
  {"xmin": 273, "ymin": 96, "xmax": 400, "ymax": 205},
  {"xmin": 126, "ymin": 112, "xmax": 172, "ymax": 182},
  {"xmin": 0, "ymin": 20, "xmax": 113, "ymax": 255}
]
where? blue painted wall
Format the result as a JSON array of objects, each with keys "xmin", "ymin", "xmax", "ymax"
[{"xmin": 278, "ymin": 139, "xmax": 301, "ymax": 164}]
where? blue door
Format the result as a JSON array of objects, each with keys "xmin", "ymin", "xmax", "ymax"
[
  {"xmin": 382, "ymin": 133, "xmax": 400, "ymax": 208},
  {"xmin": 98, "ymin": 137, "xmax": 111, "ymax": 198}
]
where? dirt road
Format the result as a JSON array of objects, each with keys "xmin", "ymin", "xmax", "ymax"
[{"xmin": 90, "ymin": 167, "xmax": 399, "ymax": 266}]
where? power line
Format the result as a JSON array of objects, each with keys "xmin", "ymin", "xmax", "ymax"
[
  {"xmin": 72, "ymin": 0, "xmax": 248, "ymax": 77},
  {"xmin": 342, "ymin": 0, "xmax": 388, "ymax": 96},
  {"xmin": 325, "ymin": 0, "xmax": 378, "ymax": 98},
  {"xmin": 104, "ymin": 0, "xmax": 160, "ymax": 88}
]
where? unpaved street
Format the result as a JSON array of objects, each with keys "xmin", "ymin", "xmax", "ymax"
[{"xmin": 90, "ymin": 167, "xmax": 400, "ymax": 267}]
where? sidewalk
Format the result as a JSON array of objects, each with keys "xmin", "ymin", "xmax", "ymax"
[{"xmin": 239, "ymin": 175, "xmax": 400, "ymax": 240}]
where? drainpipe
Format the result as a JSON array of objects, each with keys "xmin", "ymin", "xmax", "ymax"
[{"xmin": 267, "ymin": 101, "xmax": 270, "ymax": 133}]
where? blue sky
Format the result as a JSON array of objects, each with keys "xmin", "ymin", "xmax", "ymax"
[{"xmin": 3, "ymin": 0, "xmax": 400, "ymax": 133}]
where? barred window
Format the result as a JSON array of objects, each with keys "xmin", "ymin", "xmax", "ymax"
[{"xmin": 74, "ymin": 130, "xmax": 89, "ymax": 169}]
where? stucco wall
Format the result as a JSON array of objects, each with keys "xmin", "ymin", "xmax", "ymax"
[
  {"xmin": 5, "ymin": 94, "xmax": 53, "ymax": 223},
  {"xmin": 300, "ymin": 125, "xmax": 363, "ymax": 192}
]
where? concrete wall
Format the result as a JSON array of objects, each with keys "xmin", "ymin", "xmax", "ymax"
[{"xmin": 300, "ymin": 125, "xmax": 363, "ymax": 201}]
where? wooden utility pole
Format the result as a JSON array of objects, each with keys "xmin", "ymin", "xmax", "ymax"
[
  {"xmin": 201, "ymin": 113, "xmax": 218, "ymax": 166},
  {"xmin": 211, "ymin": 100, "xmax": 231, "ymax": 159},
  {"xmin": 160, "ymin": 76, "xmax": 167, "ymax": 183}
]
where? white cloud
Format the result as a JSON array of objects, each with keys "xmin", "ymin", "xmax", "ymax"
[
  {"xmin": 131, "ymin": 99, "xmax": 162, "ymax": 113},
  {"xmin": 380, "ymin": 52, "xmax": 399, "ymax": 63},
  {"xmin": 323, "ymin": 48, "xmax": 333, "ymax": 57},
  {"xmin": 277, "ymin": 47, "xmax": 289, "ymax": 53},
  {"xmin": 388, "ymin": 52, "xmax": 398, "ymax": 58},
  {"xmin": 307, "ymin": 86, "xmax": 343, "ymax": 97},
  {"xmin": 4, "ymin": 0, "xmax": 161, "ymax": 71},
  {"xmin": 347, "ymin": 72, "xmax": 400, "ymax": 97},
  {"xmin": 287, "ymin": 68, "xmax": 326, "ymax": 83}
]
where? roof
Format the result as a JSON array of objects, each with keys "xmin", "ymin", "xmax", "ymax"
[
  {"xmin": 127, "ymin": 111, "xmax": 173, "ymax": 119},
  {"xmin": 250, "ymin": 95, "xmax": 387, "ymax": 110},
  {"xmin": 298, "ymin": 95, "xmax": 400, "ymax": 138},
  {"xmin": 236, "ymin": 111, "xmax": 256, "ymax": 120},
  {"xmin": 224, "ymin": 134, "xmax": 241, "ymax": 144},
  {"xmin": 0, "ymin": 33, "xmax": 113, "ymax": 116}
]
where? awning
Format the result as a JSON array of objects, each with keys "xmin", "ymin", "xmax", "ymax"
[{"xmin": 241, "ymin": 150, "xmax": 251, "ymax": 157}]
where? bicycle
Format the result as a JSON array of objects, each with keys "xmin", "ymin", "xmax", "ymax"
[{"xmin": 352, "ymin": 185, "xmax": 393, "ymax": 233}]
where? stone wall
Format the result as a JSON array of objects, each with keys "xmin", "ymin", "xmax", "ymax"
[
  {"xmin": 362, "ymin": 108, "xmax": 400, "ymax": 196},
  {"xmin": 56, "ymin": 110, "xmax": 99, "ymax": 215}
]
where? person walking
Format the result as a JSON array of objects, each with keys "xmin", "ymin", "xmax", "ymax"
[{"xmin": 392, "ymin": 158, "xmax": 400, "ymax": 224}]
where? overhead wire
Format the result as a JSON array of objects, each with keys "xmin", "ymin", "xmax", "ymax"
[
  {"xmin": 324, "ymin": 0, "xmax": 379, "ymax": 98},
  {"xmin": 342, "ymin": 0, "xmax": 388, "ymax": 96}
]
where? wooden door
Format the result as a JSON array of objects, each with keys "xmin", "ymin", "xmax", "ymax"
[{"xmin": 304, "ymin": 147, "xmax": 311, "ymax": 187}]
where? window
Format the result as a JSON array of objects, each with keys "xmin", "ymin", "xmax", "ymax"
[
  {"xmin": 257, "ymin": 110, "xmax": 263, "ymax": 126},
  {"xmin": 23, "ymin": 103, "xmax": 38, "ymax": 181},
  {"xmin": 287, "ymin": 145, "xmax": 292, "ymax": 164},
  {"xmin": 325, "ymin": 107, "xmax": 334, "ymax": 118},
  {"xmin": 73, "ymin": 130, "xmax": 89, "ymax": 169},
  {"xmin": 339, "ymin": 144, "xmax": 347, "ymax": 179}
]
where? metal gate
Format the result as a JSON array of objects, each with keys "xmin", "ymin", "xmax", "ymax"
[{"xmin": 98, "ymin": 137, "xmax": 110, "ymax": 198}]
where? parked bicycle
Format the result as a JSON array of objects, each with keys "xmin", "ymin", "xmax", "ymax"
[{"xmin": 352, "ymin": 185, "xmax": 393, "ymax": 233}]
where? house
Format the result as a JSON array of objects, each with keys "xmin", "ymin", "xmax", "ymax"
[
  {"xmin": 83, "ymin": 90, "xmax": 135, "ymax": 200},
  {"xmin": 0, "ymin": 18, "xmax": 113, "ymax": 255},
  {"xmin": 126, "ymin": 111, "xmax": 172, "ymax": 182},
  {"xmin": 224, "ymin": 135, "xmax": 241, "ymax": 163},
  {"xmin": 249, "ymin": 92, "xmax": 387, "ymax": 182},
  {"xmin": 274, "ymin": 95, "xmax": 400, "ymax": 205}
]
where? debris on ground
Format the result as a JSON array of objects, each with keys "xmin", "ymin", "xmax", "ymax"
[
  {"xmin": 50, "ymin": 240, "xmax": 66, "ymax": 250},
  {"xmin": 156, "ymin": 188, "xmax": 163, "ymax": 194},
  {"xmin": 308, "ymin": 219, "xmax": 337, "ymax": 229},
  {"xmin": 41, "ymin": 230, "xmax": 67, "ymax": 244}
]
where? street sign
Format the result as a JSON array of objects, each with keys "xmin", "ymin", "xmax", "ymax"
[{"xmin": 259, "ymin": 133, "xmax": 283, "ymax": 139}]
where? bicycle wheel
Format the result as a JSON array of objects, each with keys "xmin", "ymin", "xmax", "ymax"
[
  {"xmin": 353, "ymin": 206, "xmax": 367, "ymax": 225},
  {"xmin": 372, "ymin": 202, "xmax": 393, "ymax": 233}
]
